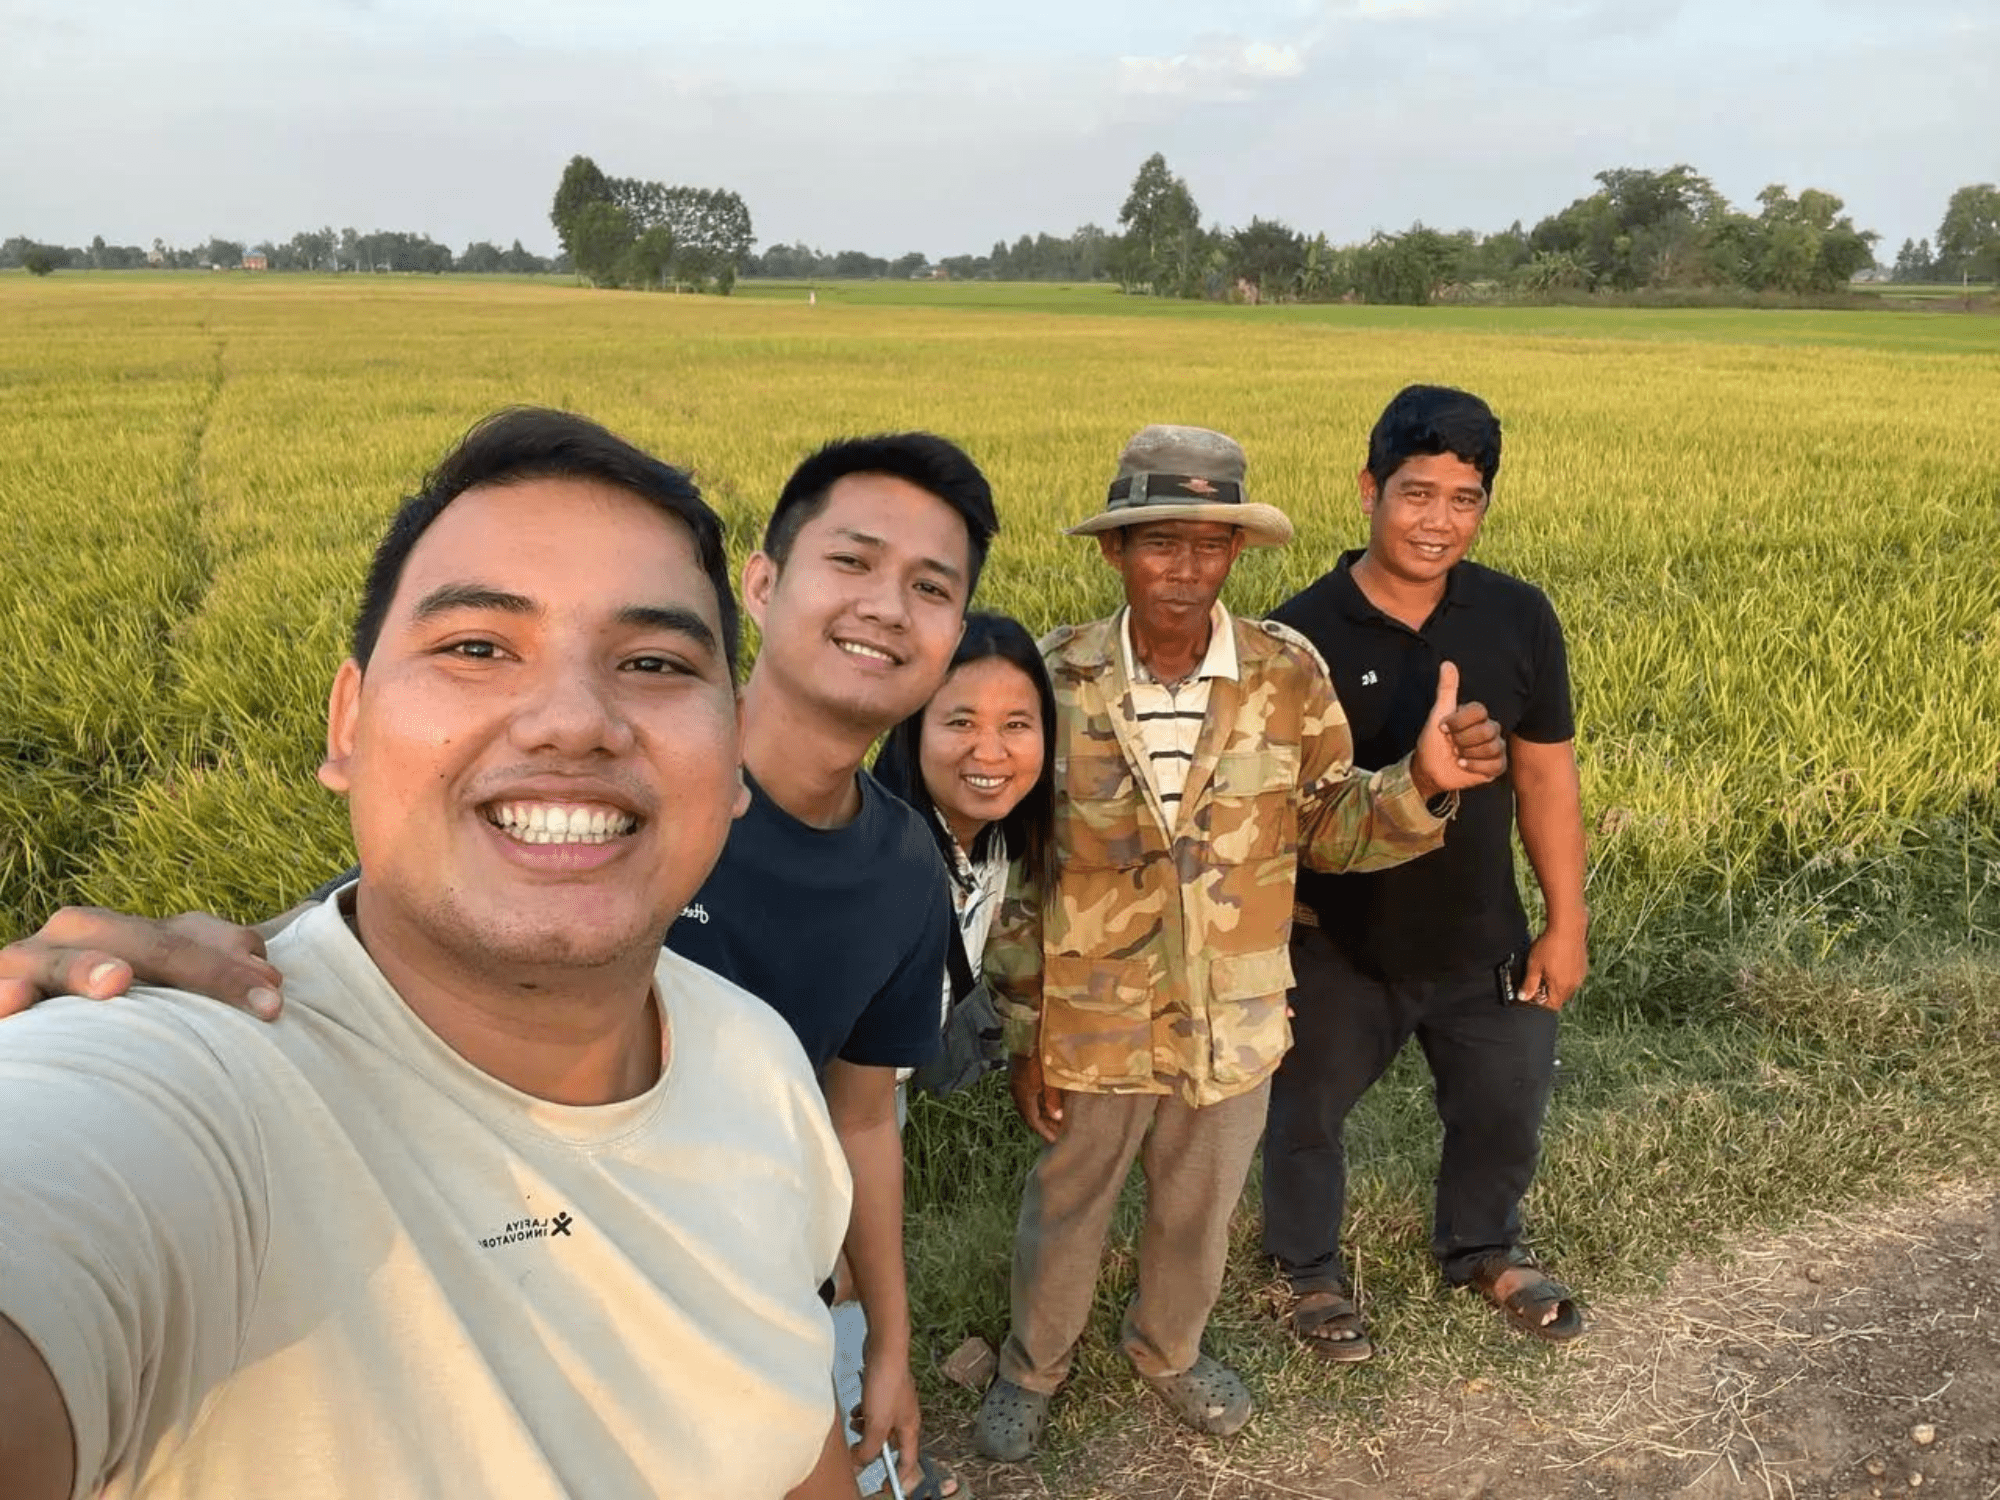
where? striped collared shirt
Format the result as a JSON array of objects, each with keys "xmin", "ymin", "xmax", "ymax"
[{"xmin": 1118, "ymin": 602, "xmax": 1240, "ymax": 821}]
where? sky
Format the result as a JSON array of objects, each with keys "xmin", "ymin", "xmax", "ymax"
[{"xmin": 3, "ymin": 0, "xmax": 1994, "ymax": 260}]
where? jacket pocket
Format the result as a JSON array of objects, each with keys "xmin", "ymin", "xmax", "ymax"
[
  {"xmin": 1041, "ymin": 952, "xmax": 1153, "ymax": 1089},
  {"xmin": 1203, "ymin": 749, "xmax": 1299, "ymax": 864},
  {"xmin": 1206, "ymin": 945, "xmax": 1294, "ymax": 1086},
  {"xmin": 1057, "ymin": 749, "xmax": 1149, "ymax": 869}
]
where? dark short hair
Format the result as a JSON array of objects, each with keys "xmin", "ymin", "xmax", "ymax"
[
  {"xmin": 871, "ymin": 612, "xmax": 1056, "ymax": 889},
  {"xmin": 352, "ymin": 407, "xmax": 740, "ymax": 670},
  {"xmin": 762, "ymin": 432, "xmax": 998, "ymax": 598},
  {"xmin": 1365, "ymin": 384, "xmax": 1503, "ymax": 497}
]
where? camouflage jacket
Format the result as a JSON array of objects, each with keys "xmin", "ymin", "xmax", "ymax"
[{"xmin": 985, "ymin": 610, "xmax": 1447, "ymax": 1107}]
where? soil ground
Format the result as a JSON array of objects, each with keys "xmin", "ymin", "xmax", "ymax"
[{"xmin": 940, "ymin": 1179, "xmax": 1999, "ymax": 1499}]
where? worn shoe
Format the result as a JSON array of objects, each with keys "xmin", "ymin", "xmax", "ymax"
[
  {"xmin": 972, "ymin": 1377, "xmax": 1051, "ymax": 1463},
  {"xmin": 1141, "ymin": 1354, "xmax": 1253, "ymax": 1436}
]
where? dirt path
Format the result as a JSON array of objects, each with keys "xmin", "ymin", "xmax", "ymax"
[{"xmin": 951, "ymin": 1180, "xmax": 1999, "ymax": 1499}]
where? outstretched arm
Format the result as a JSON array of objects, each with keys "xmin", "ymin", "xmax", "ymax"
[
  {"xmin": 0, "ymin": 907, "xmax": 300, "ymax": 1020},
  {"xmin": 1298, "ymin": 661, "xmax": 1504, "ymax": 874}
]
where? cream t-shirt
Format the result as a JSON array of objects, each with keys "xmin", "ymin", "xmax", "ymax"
[{"xmin": 0, "ymin": 897, "xmax": 850, "ymax": 1499}]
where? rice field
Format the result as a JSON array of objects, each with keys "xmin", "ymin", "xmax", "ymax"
[
  {"xmin": 3, "ymin": 272, "xmax": 1997, "ymax": 1463},
  {"xmin": 4, "ymin": 273, "xmax": 1994, "ymax": 943}
]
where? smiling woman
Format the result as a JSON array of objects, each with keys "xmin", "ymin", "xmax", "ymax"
[{"xmin": 873, "ymin": 612, "xmax": 1058, "ymax": 1072}]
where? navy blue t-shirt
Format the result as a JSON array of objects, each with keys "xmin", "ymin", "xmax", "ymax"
[
  {"xmin": 666, "ymin": 769, "xmax": 950, "ymax": 1076},
  {"xmin": 1272, "ymin": 554, "xmax": 1574, "ymax": 981}
]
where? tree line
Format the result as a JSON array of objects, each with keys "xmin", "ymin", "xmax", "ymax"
[
  {"xmin": 548, "ymin": 156, "xmax": 753, "ymax": 293},
  {"xmin": 1886, "ymin": 184, "xmax": 2000, "ymax": 284},
  {"xmin": 10, "ymin": 153, "xmax": 1996, "ymax": 303},
  {"xmin": 1100, "ymin": 155, "xmax": 1923, "ymax": 304},
  {"xmin": 1, "ymin": 228, "xmax": 564, "ymax": 277}
]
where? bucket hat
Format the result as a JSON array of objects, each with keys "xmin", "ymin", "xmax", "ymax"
[{"xmin": 1065, "ymin": 424, "xmax": 1292, "ymax": 547}]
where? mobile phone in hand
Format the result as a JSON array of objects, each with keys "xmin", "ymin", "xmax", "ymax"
[{"xmin": 1495, "ymin": 952, "xmax": 1549, "ymax": 1007}]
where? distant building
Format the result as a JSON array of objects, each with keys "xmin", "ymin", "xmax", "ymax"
[{"xmin": 241, "ymin": 251, "xmax": 269, "ymax": 272}]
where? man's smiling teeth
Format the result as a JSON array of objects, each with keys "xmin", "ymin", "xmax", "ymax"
[
  {"xmin": 836, "ymin": 640, "xmax": 897, "ymax": 664},
  {"xmin": 487, "ymin": 802, "xmax": 636, "ymax": 845}
]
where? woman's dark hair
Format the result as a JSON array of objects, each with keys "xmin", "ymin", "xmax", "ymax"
[{"xmin": 872, "ymin": 612, "xmax": 1055, "ymax": 890}]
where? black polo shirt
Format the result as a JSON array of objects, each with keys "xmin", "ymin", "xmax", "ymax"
[{"xmin": 1271, "ymin": 552, "xmax": 1574, "ymax": 981}]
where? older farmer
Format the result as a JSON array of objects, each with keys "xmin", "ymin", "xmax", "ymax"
[{"xmin": 972, "ymin": 424, "xmax": 1508, "ymax": 1461}]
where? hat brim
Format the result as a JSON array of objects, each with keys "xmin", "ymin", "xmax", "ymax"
[{"xmin": 1065, "ymin": 501, "xmax": 1293, "ymax": 548}]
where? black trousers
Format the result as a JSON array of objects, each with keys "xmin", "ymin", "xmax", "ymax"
[{"xmin": 1260, "ymin": 924, "xmax": 1558, "ymax": 1290}]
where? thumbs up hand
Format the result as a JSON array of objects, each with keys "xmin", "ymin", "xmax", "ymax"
[{"xmin": 1410, "ymin": 660, "xmax": 1507, "ymax": 799}]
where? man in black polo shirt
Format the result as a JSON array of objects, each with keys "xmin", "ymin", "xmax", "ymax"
[{"xmin": 1261, "ymin": 384, "xmax": 1589, "ymax": 1358}]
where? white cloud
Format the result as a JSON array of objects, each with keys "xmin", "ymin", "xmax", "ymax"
[{"xmin": 1116, "ymin": 36, "xmax": 1306, "ymax": 99}]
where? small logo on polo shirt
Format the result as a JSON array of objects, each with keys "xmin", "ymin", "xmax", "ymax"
[
  {"xmin": 1360, "ymin": 670, "xmax": 1379, "ymax": 686},
  {"xmin": 477, "ymin": 1212, "xmax": 576, "ymax": 1250},
  {"xmin": 680, "ymin": 902, "xmax": 711, "ymax": 924}
]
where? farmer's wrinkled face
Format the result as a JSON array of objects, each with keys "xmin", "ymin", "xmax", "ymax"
[
  {"xmin": 319, "ymin": 477, "xmax": 744, "ymax": 984},
  {"xmin": 742, "ymin": 472, "xmax": 969, "ymax": 737},
  {"xmin": 1360, "ymin": 452, "xmax": 1489, "ymax": 588},
  {"xmin": 1099, "ymin": 519, "xmax": 1245, "ymax": 634}
]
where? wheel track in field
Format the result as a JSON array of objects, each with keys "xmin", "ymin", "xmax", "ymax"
[{"xmin": 166, "ymin": 329, "xmax": 229, "ymax": 628}]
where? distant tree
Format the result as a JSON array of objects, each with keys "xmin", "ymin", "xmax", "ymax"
[
  {"xmin": 203, "ymin": 238, "xmax": 245, "ymax": 269},
  {"xmin": 1352, "ymin": 225, "xmax": 1462, "ymax": 304},
  {"xmin": 1517, "ymin": 249, "xmax": 1591, "ymax": 293},
  {"xmin": 1530, "ymin": 164, "xmax": 1725, "ymax": 289},
  {"xmin": 1751, "ymin": 184, "xmax": 1877, "ymax": 291},
  {"xmin": 285, "ymin": 226, "xmax": 337, "ymax": 272},
  {"xmin": 1935, "ymin": 183, "xmax": 2000, "ymax": 282},
  {"xmin": 571, "ymin": 201, "xmax": 636, "ymax": 286},
  {"xmin": 1224, "ymin": 217, "xmax": 1305, "ymax": 300},
  {"xmin": 1116, "ymin": 153, "xmax": 1204, "ymax": 297},
  {"xmin": 1292, "ymin": 233, "xmax": 1347, "ymax": 301},
  {"xmin": 551, "ymin": 155, "xmax": 614, "ymax": 262},
  {"xmin": 620, "ymin": 225, "xmax": 676, "ymax": 289},
  {"xmin": 889, "ymin": 251, "xmax": 928, "ymax": 279},
  {"xmin": 1462, "ymin": 221, "xmax": 1533, "ymax": 283},
  {"xmin": 831, "ymin": 249, "xmax": 889, "ymax": 278},
  {"xmin": 1891, "ymin": 237, "xmax": 1937, "ymax": 283},
  {"xmin": 1068, "ymin": 223, "xmax": 1113, "ymax": 281},
  {"xmin": 499, "ymin": 240, "xmax": 550, "ymax": 274},
  {"xmin": 23, "ymin": 247, "xmax": 57, "ymax": 276},
  {"xmin": 457, "ymin": 240, "xmax": 505, "ymax": 274}
]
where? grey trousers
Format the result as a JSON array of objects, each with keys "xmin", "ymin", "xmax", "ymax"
[{"xmin": 998, "ymin": 1080, "xmax": 1271, "ymax": 1393}]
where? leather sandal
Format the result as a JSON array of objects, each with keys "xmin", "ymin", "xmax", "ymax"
[
  {"xmin": 1287, "ymin": 1286, "xmax": 1373, "ymax": 1362},
  {"xmin": 1465, "ymin": 1249, "xmax": 1585, "ymax": 1343}
]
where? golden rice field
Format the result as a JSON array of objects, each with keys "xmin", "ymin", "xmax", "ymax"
[
  {"xmin": 4, "ymin": 273, "xmax": 1995, "ymax": 954},
  {"xmin": 4, "ymin": 272, "xmax": 1999, "ymax": 1466}
]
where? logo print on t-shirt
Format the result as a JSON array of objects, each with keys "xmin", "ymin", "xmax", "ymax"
[
  {"xmin": 680, "ymin": 902, "xmax": 711, "ymax": 924},
  {"xmin": 1360, "ymin": 670, "xmax": 1379, "ymax": 686},
  {"xmin": 476, "ymin": 1212, "xmax": 577, "ymax": 1250}
]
